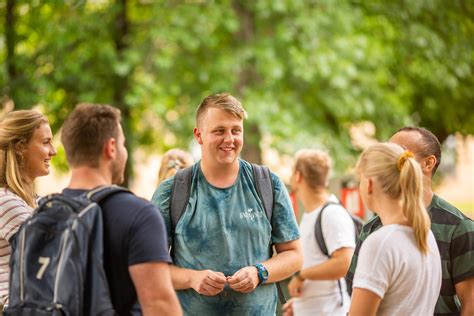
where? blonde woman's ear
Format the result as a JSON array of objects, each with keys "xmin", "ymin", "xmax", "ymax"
[{"xmin": 367, "ymin": 178, "xmax": 373, "ymax": 195}]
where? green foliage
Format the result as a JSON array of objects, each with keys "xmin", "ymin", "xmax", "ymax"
[{"xmin": 1, "ymin": 0, "xmax": 473, "ymax": 177}]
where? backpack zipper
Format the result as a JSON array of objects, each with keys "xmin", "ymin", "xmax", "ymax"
[
  {"xmin": 19, "ymin": 225, "xmax": 26, "ymax": 302},
  {"xmin": 53, "ymin": 228, "xmax": 70, "ymax": 304}
]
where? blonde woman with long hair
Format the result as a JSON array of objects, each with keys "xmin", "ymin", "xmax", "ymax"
[
  {"xmin": 0, "ymin": 110, "xmax": 56, "ymax": 306},
  {"xmin": 157, "ymin": 148, "xmax": 194, "ymax": 185},
  {"xmin": 349, "ymin": 142, "xmax": 441, "ymax": 316}
]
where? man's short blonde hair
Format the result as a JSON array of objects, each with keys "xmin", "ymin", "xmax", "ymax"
[
  {"xmin": 294, "ymin": 149, "xmax": 332, "ymax": 189},
  {"xmin": 196, "ymin": 93, "xmax": 247, "ymax": 127}
]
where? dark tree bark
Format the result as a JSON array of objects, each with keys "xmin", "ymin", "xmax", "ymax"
[
  {"xmin": 113, "ymin": 0, "xmax": 133, "ymax": 186},
  {"xmin": 232, "ymin": 1, "xmax": 263, "ymax": 165},
  {"xmin": 5, "ymin": 0, "xmax": 18, "ymax": 107}
]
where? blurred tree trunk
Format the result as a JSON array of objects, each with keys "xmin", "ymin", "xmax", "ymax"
[
  {"xmin": 233, "ymin": 1, "xmax": 262, "ymax": 165},
  {"xmin": 113, "ymin": 0, "xmax": 133, "ymax": 186}
]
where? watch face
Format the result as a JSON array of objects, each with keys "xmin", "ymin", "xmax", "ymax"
[{"xmin": 256, "ymin": 263, "xmax": 269, "ymax": 283}]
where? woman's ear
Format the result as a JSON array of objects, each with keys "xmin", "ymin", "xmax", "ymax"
[
  {"xmin": 14, "ymin": 141, "xmax": 25, "ymax": 153},
  {"xmin": 14, "ymin": 142, "xmax": 25, "ymax": 163},
  {"xmin": 367, "ymin": 178, "xmax": 373, "ymax": 195}
]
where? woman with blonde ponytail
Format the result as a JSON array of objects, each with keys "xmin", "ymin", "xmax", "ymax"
[
  {"xmin": 0, "ymin": 110, "xmax": 56, "ymax": 306},
  {"xmin": 348, "ymin": 142, "xmax": 441, "ymax": 316}
]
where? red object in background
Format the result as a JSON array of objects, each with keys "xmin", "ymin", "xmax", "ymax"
[
  {"xmin": 290, "ymin": 191, "xmax": 298, "ymax": 218},
  {"xmin": 341, "ymin": 188, "xmax": 364, "ymax": 218}
]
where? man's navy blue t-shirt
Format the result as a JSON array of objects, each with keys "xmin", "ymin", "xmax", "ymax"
[{"xmin": 62, "ymin": 189, "xmax": 172, "ymax": 315}]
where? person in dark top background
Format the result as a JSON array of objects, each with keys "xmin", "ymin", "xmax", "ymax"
[{"xmin": 60, "ymin": 103, "xmax": 182, "ymax": 315}]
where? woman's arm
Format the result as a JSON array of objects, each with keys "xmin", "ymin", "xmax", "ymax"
[{"xmin": 348, "ymin": 287, "xmax": 382, "ymax": 316}]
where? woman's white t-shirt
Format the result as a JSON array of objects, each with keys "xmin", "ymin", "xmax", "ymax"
[
  {"xmin": 293, "ymin": 195, "xmax": 356, "ymax": 316},
  {"xmin": 353, "ymin": 224, "xmax": 442, "ymax": 316}
]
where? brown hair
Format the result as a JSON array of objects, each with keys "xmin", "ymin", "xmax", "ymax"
[
  {"xmin": 294, "ymin": 149, "xmax": 332, "ymax": 189},
  {"xmin": 396, "ymin": 126, "xmax": 441, "ymax": 176},
  {"xmin": 157, "ymin": 148, "xmax": 194, "ymax": 185},
  {"xmin": 356, "ymin": 142, "xmax": 431, "ymax": 254},
  {"xmin": 196, "ymin": 93, "xmax": 247, "ymax": 127},
  {"xmin": 0, "ymin": 110, "xmax": 48, "ymax": 207},
  {"xmin": 61, "ymin": 103, "xmax": 121, "ymax": 168}
]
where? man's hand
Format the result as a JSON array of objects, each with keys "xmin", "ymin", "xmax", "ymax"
[
  {"xmin": 190, "ymin": 270, "xmax": 226, "ymax": 296},
  {"xmin": 288, "ymin": 276, "xmax": 304, "ymax": 298},
  {"xmin": 227, "ymin": 266, "xmax": 260, "ymax": 293},
  {"xmin": 282, "ymin": 298, "xmax": 295, "ymax": 316}
]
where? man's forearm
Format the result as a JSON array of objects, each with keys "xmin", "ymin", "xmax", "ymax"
[
  {"xmin": 170, "ymin": 264, "xmax": 196, "ymax": 290},
  {"xmin": 263, "ymin": 247, "xmax": 303, "ymax": 283},
  {"xmin": 300, "ymin": 248, "xmax": 353, "ymax": 281},
  {"xmin": 461, "ymin": 303, "xmax": 474, "ymax": 316},
  {"xmin": 129, "ymin": 262, "xmax": 183, "ymax": 316},
  {"xmin": 456, "ymin": 277, "xmax": 474, "ymax": 316},
  {"xmin": 300, "ymin": 257, "xmax": 347, "ymax": 281},
  {"xmin": 141, "ymin": 297, "xmax": 182, "ymax": 316}
]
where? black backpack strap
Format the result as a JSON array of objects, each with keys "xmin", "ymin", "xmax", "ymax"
[
  {"xmin": 251, "ymin": 164, "xmax": 289, "ymax": 304},
  {"xmin": 170, "ymin": 166, "xmax": 193, "ymax": 230},
  {"xmin": 315, "ymin": 202, "xmax": 339, "ymax": 257},
  {"xmin": 251, "ymin": 164, "xmax": 274, "ymax": 223},
  {"xmin": 315, "ymin": 201, "xmax": 347, "ymax": 306},
  {"xmin": 87, "ymin": 185, "xmax": 130, "ymax": 203}
]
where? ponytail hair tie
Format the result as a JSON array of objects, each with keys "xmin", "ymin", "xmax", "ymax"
[{"xmin": 397, "ymin": 150, "xmax": 414, "ymax": 171}]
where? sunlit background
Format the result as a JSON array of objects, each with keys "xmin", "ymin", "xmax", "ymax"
[{"xmin": 1, "ymin": 0, "xmax": 473, "ymax": 216}]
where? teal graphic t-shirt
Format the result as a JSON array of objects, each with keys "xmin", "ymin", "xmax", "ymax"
[{"xmin": 152, "ymin": 159, "xmax": 300, "ymax": 316}]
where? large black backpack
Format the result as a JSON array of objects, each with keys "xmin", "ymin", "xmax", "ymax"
[
  {"xmin": 170, "ymin": 164, "xmax": 287, "ymax": 304},
  {"xmin": 314, "ymin": 201, "xmax": 364, "ymax": 305},
  {"xmin": 5, "ymin": 185, "xmax": 129, "ymax": 316}
]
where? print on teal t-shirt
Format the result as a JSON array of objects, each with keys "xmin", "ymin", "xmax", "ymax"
[{"xmin": 152, "ymin": 159, "xmax": 300, "ymax": 316}]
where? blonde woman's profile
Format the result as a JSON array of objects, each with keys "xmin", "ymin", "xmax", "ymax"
[{"xmin": 0, "ymin": 110, "xmax": 57, "ymax": 307}]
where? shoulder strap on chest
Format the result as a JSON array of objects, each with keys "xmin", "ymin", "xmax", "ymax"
[
  {"xmin": 315, "ymin": 201, "xmax": 339, "ymax": 257},
  {"xmin": 251, "ymin": 163, "xmax": 289, "ymax": 304},
  {"xmin": 170, "ymin": 166, "xmax": 193, "ymax": 230},
  {"xmin": 251, "ymin": 163, "xmax": 274, "ymax": 223}
]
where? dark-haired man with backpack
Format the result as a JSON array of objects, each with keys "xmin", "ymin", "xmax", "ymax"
[
  {"xmin": 283, "ymin": 149, "xmax": 357, "ymax": 316},
  {"xmin": 58, "ymin": 104, "xmax": 181, "ymax": 315},
  {"xmin": 152, "ymin": 93, "xmax": 303, "ymax": 315},
  {"xmin": 61, "ymin": 104, "xmax": 181, "ymax": 315}
]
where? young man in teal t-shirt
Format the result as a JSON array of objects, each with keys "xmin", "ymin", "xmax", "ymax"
[{"xmin": 152, "ymin": 93, "xmax": 303, "ymax": 315}]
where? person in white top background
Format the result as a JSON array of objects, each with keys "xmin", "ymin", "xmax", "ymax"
[
  {"xmin": 0, "ymin": 110, "xmax": 56, "ymax": 307},
  {"xmin": 349, "ymin": 142, "xmax": 441, "ymax": 316},
  {"xmin": 283, "ymin": 149, "xmax": 355, "ymax": 316}
]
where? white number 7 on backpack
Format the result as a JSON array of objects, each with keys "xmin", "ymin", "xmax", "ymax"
[{"xmin": 36, "ymin": 256, "xmax": 50, "ymax": 280}]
